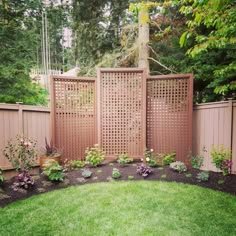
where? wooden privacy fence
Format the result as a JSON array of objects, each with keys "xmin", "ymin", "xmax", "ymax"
[
  {"xmin": 193, "ymin": 100, "xmax": 236, "ymax": 173},
  {"xmin": 51, "ymin": 69, "xmax": 193, "ymax": 162},
  {"xmin": 0, "ymin": 104, "xmax": 50, "ymax": 170}
]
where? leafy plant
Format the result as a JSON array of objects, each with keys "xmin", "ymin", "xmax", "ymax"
[
  {"xmin": 170, "ymin": 161, "xmax": 187, "ymax": 173},
  {"xmin": 191, "ymin": 155, "xmax": 204, "ymax": 169},
  {"xmin": 217, "ymin": 179, "xmax": 225, "ymax": 185},
  {"xmin": 144, "ymin": 149, "xmax": 158, "ymax": 167},
  {"xmin": 81, "ymin": 169, "xmax": 92, "ymax": 178},
  {"xmin": 163, "ymin": 153, "xmax": 176, "ymax": 165},
  {"xmin": 12, "ymin": 171, "xmax": 35, "ymax": 191},
  {"xmin": 43, "ymin": 160, "xmax": 64, "ymax": 182},
  {"xmin": 128, "ymin": 175, "xmax": 134, "ymax": 180},
  {"xmin": 63, "ymin": 159, "xmax": 85, "ymax": 172},
  {"xmin": 211, "ymin": 145, "xmax": 232, "ymax": 175},
  {"xmin": 185, "ymin": 173, "xmax": 192, "ymax": 178},
  {"xmin": 3, "ymin": 135, "xmax": 37, "ymax": 172},
  {"xmin": 85, "ymin": 144, "xmax": 105, "ymax": 167},
  {"xmin": 196, "ymin": 171, "xmax": 209, "ymax": 182},
  {"xmin": 137, "ymin": 164, "xmax": 152, "ymax": 177},
  {"xmin": 117, "ymin": 153, "xmax": 133, "ymax": 165},
  {"xmin": 0, "ymin": 168, "xmax": 4, "ymax": 183},
  {"xmin": 112, "ymin": 168, "xmax": 121, "ymax": 179},
  {"xmin": 41, "ymin": 138, "xmax": 61, "ymax": 157}
]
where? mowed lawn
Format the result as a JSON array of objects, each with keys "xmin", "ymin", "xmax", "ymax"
[{"xmin": 0, "ymin": 181, "xmax": 236, "ymax": 236}]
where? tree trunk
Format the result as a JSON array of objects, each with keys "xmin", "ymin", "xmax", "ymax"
[{"xmin": 138, "ymin": 6, "xmax": 150, "ymax": 74}]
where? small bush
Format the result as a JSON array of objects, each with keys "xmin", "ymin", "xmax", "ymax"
[
  {"xmin": 81, "ymin": 169, "xmax": 92, "ymax": 178},
  {"xmin": 0, "ymin": 168, "xmax": 3, "ymax": 183},
  {"xmin": 63, "ymin": 159, "xmax": 85, "ymax": 172},
  {"xmin": 117, "ymin": 154, "xmax": 133, "ymax": 165},
  {"xmin": 163, "ymin": 153, "xmax": 176, "ymax": 165},
  {"xmin": 196, "ymin": 171, "xmax": 209, "ymax": 182},
  {"xmin": 137, "ymin": 164, "xmax": 152, "ymax": 177},
  {"xmin": 3, "ymin": 135, "xmax": 37, "ymax": 172},
  {"xmin": 211, "ymin": 145, "xmax": 232, "ymax": 175},
  {"xmin": 85, "ymin": 144, "xmax": 105, "ymax": 167},
  {"xmin": 112, "ymin": 168, "xmax": 121, "ymax": 179},
  {"xmin": 43, "ymin": 160, "xmax": 64, "ymax": 182},
  {"xmin": 12, "ymin": 171, "xmax": 34, "ymax": 191},
  {"xmin": 170, "ymin": 161, "xmax": 187, "ymax": 173},
  {"xmin": 191, "ymin": 155, "xmax": 204, "ymax": 169},
  {"xmin": 128, "ymin": 175, "xmax": 134, "ymax": 180},
  {"xmin": 144, "ymin": 149, "xmax": 158, "ymax": 167}
]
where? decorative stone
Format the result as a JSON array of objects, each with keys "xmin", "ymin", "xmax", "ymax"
[
  {"xmin": 97, "ymin": 169, "xmax": 102, "ymax": 173},
  {"xmin": 132, "ymin": 164, "xmax": 137, "ymax": 167},
  {"xmin": 16, "ymin": 188, "xmax": 27, "ymax": 194},
  {"xmin": 92, "ymin": 176, "xmax": 98, "ymax": 180},
  {"xmin": 42, "ymin": 180, "xmax": 53, "ymax": 187},
  {"xmin": 106, "ymin": 176, "xmax": 113, "ymax": 182},
  {"xmin": 37, "ymin": 188, "xmax": 46, "ymax": 193},
  {"xmin": 0, "ymin": 193, "xmax": 10, "ymax": 200},
  {"xmin": 76, "ymin": 177, "xmax": 86, "ymax": 183}
]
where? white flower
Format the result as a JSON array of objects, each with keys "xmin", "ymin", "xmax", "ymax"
[
  {"xmin": 146, "ymin": 158, "xmax": 150, "ymax": 162},
  {"xmin": 150, "ymin": 149, "xmax": 153, "ymax": 152},
  {"xmin": 141, "ymin": 158, "xmax": 143, "ymax": 162}
]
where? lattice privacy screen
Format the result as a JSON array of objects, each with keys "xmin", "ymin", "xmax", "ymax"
[
  {"xmin": 97, "ymin": 69, "xmax": 146, "ymax": 159},
  {"xmin": 51, "ymin": 76, "xmax": 96, "ymax": 160},
  {"xmin": 147, "ymin": 75, "xmax": 193, "ymax": 163}
]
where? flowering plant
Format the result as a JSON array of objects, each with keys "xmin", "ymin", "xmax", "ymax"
[
  {"xmin": 137, "ymin": 164, "xmax": 152, "ymax": 177},
  {"xmin": 220, "ymin": 159, "xmax": 232, "ymax": 176},
  {"xmin": 3, "ymin": 135, "xmax": 37, "ymax": 172},
  {"xmin": 143, "ymin": 148, "xmax": 157, "ymax": 167},
  {"xmin": 85, "ymin": 144, "xmax": 105, "ymax": 167},
  {"xmin": 12, "ymin": 171, "xmax": 35, "ymax": 191}
]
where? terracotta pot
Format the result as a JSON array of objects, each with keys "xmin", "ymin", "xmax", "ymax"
[{"xmin": 39, "ymin": 154, "xmax": 61, "ymax": 169}]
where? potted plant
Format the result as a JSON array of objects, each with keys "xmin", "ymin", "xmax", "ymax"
[{"xmin": 39, "ymin": 138, "xmax": 62, "ymax": 168}]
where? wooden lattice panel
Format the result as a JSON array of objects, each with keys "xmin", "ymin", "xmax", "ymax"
[
  {"xmin": 51, "ymin": 76, "xmax": 96, "ymax": 160},
  {"xmin": 97, "ymin": 68, "xmax": 146, "ymax": 159},
  {"xmin": 147, "ymin": 75, "xmax": 193, "ymax": 164}
]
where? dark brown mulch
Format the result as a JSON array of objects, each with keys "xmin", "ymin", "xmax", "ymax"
[{"xmin": 1, "ymin": 162, "xmax": 236, "ymax": 208}]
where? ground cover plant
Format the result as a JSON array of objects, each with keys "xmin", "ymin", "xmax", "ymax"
[
  {"xmin": 1, "ymin": 181, "xmax": 236, "ymax": 236},
  {"xmin": 117, "ymin": 153, "xmax": 133, "ymax": 166},
  {"xmin": 112, "ymin": 168, "xmax": 121, "ymax": 179},
  {"xmin": 170, "ymin": 161, "xmax": 187, "ymax": 173}
]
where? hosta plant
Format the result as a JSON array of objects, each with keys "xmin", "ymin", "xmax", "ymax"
[
  {"xmin": 3, "ymin": 135, "xmax": 37, "ymax": 172},
  {"xmin": 170, "ymin": 161, "xmax": 187, "ymax": 173},
  {"xmin": 112, "ymin": 168, "xmax": 121, "ymax": 179},
  {"xmin": 137, "ymin": 164, "xmax": 152, "ymax": 177},
  {"xmin": 211, "ymin": 145, "xmax": 232, "ymax": 175},
  {"xmin": 0, "ymin": 168, "xmax": 4, "ymax": 183},
  {"xmin": 85, "ymin": 144, "xmax": 105, "ymax": 167},
  {"xmin": 12, "ymin": 171, "xmax": 35, "ymax": 191},
  {"xmin": 163, "ymin": 152, "xmax": 176, "ymax": 165},
  {"xmin": 196, "ymin": 171, "xmax": 209, "ymax": 182},
  {"xmin": 81, "ymin": 169, "xmax": 92, "ymax": 178},
  {"xmin": 43, "ymin": 160, "xmax": 64, "ymax": 182},
  {"xmin": 117, "ymin": 153, "xmax": 133, "ymax": 166}
]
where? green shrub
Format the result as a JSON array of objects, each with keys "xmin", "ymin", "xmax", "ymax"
[
  {"xmin": 0, "ymin": 168, "xmax": 4, "ymax": 183},
  {"xmin": 163, "ymin": 153, "xmax": 176, "ymax": 165},
  {"xmin": 117, "ymin": 154, "xmax": 133, "ymax": 165},
  {"xmin": 85, "ymin": 144, "xmax": 105, "ymax": 167},
  {"xmin": 211, "ymin": 145, "xmax": 232, "ymax": 175},
  {"xmin": 170, "ymin": 161, "xmax": 187, "ymax": 173},
  {"xmin": 112, "ymin": 168, "xmax": 121, "ymax": 179},
  {"xmin": 81, "ymin": 169, "xmax": 92, "ymax": 178},
  {"xmin": 128, "ymin": 175, "xmax": 134, "ymax": 180},
  {"xmin": 191, "ymin": 155, "xmax": 204, "ymax": 169},
  {"xmin": 196, "ymin": 171, "xmax": 209, "ymax": 182},
  {"xmin": 3, "ymin": 135, "xmax": 37, "ymax": 172},
  {"xmin": 70, "ymin": 160, "xmax": 85, "ymax": 169},
  {"xmin": 43, "ymin": 160, "xmax": 64, "ymax": 182}
]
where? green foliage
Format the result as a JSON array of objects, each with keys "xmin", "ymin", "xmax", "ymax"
[
  {"xmin": 185, "ymin": 173, "xmax": 192, "ymax": 178},
  {"xmin": 81, "ymin": 169, "xmax": 92, "ymax": 178},
  {"xmin": 0, "ymin": 168, "xmax": 4, "ymax": 183},
  {"xmin": 163, "ymin": 153, "xmax": 176, "ymax": 165},
  {"xmin": 3, "ymin": 135, "xmax": 37, "ymax": 172},
  {"xmin": 85, "ymin": 144, "xmax": 105, "ymax": 167},
  {"xmin": 112, "ymin": 168, "xmax": 121, "ymax": 179},
  {"xmin": 43, "ymin": 160, "xmax": 64, "ymax": 182},
  {"xmin": 144, "ymin": 148, "xmax": 158, "ymax": 167},
  {"xmin": 191, "ymin": 155, "xmax": 204, "ymax": 169},
  {"xmin": 117, "ymin": 153, "xmax": 133, "ymax": 165},
  {"xmin": 211, "ymin": 145, "xmax": 231, "ymax": 169},
  {"xmin": 128, "ymin": 175, "xmax": 134, "ymax": 180},
  {"xmin": 178, "ymin": 0, "xmax": 236, "ymax": 99},
  {"xmin": 196, "ymin": 171, "xmax": 209, "ymax": 182},
  {"xmin": 217, "ymin": 179, "xmax": 225, "ymax": 185},
  {"xmin": 170, "ymin": 161, "xmax": 187, "ymax": 173},
  {"xmin": 63, "ymin": 159, "xmax": 85, "ymax": 172}
]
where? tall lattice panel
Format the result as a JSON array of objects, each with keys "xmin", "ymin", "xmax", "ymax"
[
  {"xmin": 147, "ymin": 75, "xmax": 193, "ymax": 163},
  {"xmin": 98, "ymin": 69, "xmax": 146, "ymax": 159},
  {"xmin": 51, "ymin": 76, "xmax": 97, "ymax": 160}
]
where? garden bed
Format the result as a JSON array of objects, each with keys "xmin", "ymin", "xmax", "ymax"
[{"xmin": 1, "ymin": 161, "xmax": 236, "ymax": 207}]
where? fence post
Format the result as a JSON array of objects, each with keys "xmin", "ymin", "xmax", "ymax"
[{"xmin": 16, "ymin": 102, "xmax": 23, "ymax": 135}]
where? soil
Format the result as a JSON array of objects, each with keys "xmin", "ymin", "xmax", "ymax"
[{"xmin": 1, "ymin": 161, "xmax": 236, "ymax": 208}]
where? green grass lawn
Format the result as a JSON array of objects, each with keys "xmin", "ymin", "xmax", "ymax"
[{"xmin": 1, "ymin": 181, "xmax": 236, "ymax": 236}]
